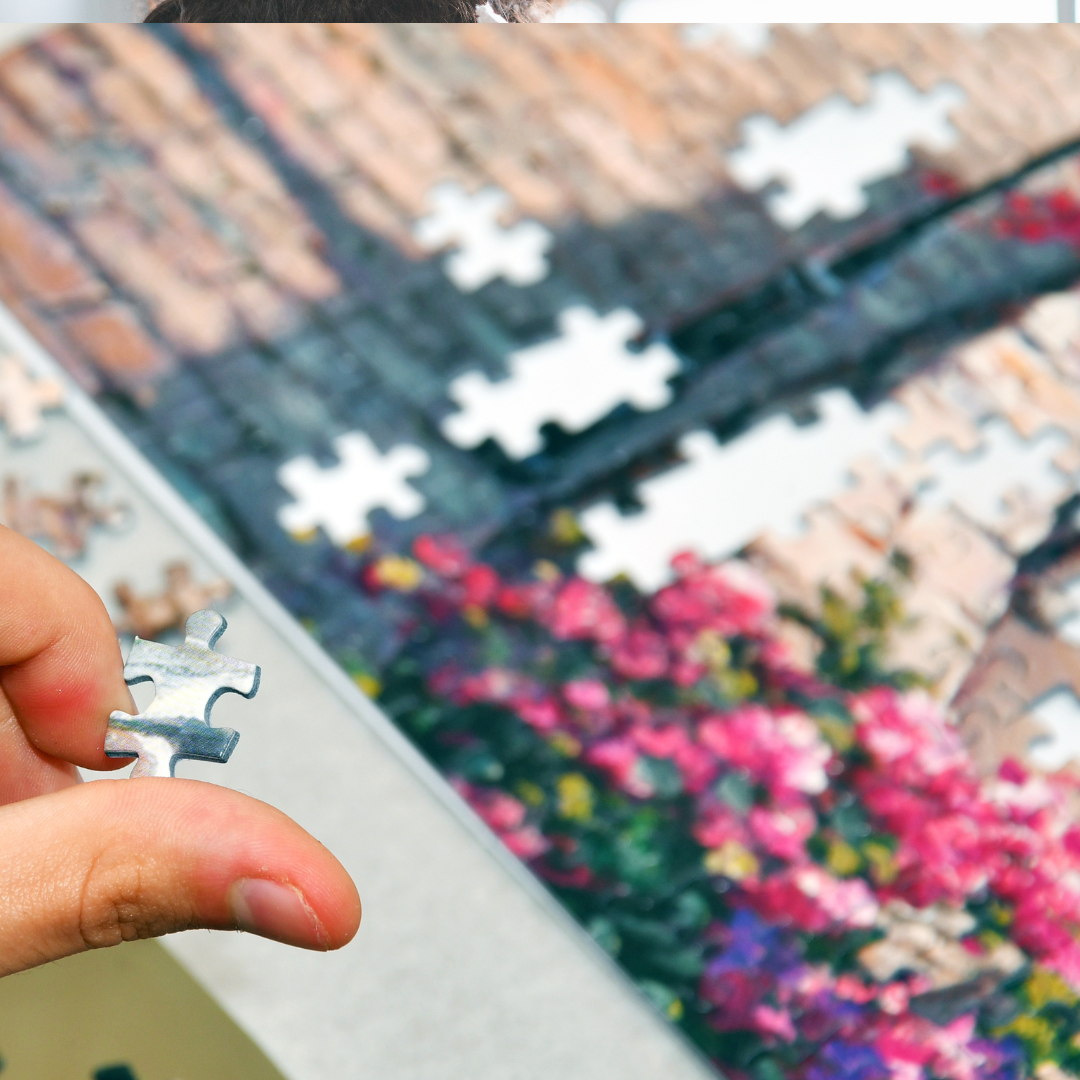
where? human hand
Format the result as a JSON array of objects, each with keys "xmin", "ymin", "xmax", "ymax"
[{"xmin": 0, "ymin": 525, "xmax": 361, "ymax": 977}]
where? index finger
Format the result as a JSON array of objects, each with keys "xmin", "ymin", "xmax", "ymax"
[{"xmin": 0, "ymin": 524, "xmax": 133, "ymax": 774}]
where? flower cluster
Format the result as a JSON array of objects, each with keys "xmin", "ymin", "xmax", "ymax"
[{"xmin": 367, "ymin": 536, "xmax": 1080, "ymax": 1080}]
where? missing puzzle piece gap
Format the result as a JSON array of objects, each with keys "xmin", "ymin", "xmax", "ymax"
[{"xmin": 105, "ymin": 609, "xmax": 260, "ymax": 779}]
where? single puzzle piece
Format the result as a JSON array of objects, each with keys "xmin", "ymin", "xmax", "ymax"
[
  {"xmin": 727, "ymin": 72, "xmax": 963, "ymax": 228},
  {"xmin": 277, "ymin": 431, "xmax": 430, "ymax": 548},
  {"xmin": 443, "ymin": 306, "xmax": 679, "ymax": 460},
  {"xmin": 114, "ymin": 561, "xmax": 232, "ymax": 640},
  {"xmin": 106, "ymin": 609, "xmax": 260, "ymax": 778},
  {"xmin": 0, "ymin": 354, "xmax": 62, "ymax": 442},
  {"xmin": 2, "ymin": 472, "xmax": 130, "ymax": 561},
  {"xmin": 414, "ymin": 183, "xmax": 552, "ymax": 292}
]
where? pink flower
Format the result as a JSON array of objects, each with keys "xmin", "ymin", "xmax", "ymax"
[
  {"xmin": 585, "ymin": 738, "xmax": 653, "ymax": 798},
  {"xmin": 462, "ymin": 564, "xmax": 500, "ymax": 608},
  {"xmin": 752, "ymin": 1004, "xmax": 796, "ymax": 1042},
  {"xmin": 609, "ymin": 621, "xmax": 669, "ymax": 680},
  {"xmin": 547, "ymin": 578, "xmax": 627, "ymax": 644},
  {"xmin": 563, "ymin": 679, "xmax": 611, "ymax": 712},
  {"xmin": 413, "ymin": 533, "xmax": 471, "ymax": 578},
  {"xmin": 501, "ymin": 825, "xmax": 551, "ymax": 860},
  {"xmin": 748, "ymin": 804, "xmax": 816, "ymax": 862},
  {"xmin": 698, "ymin": 707, "xmax": 831, "ymax": 799},
  {"xmin": 693, "ymin": 804, "xmax": 749, "ymax": 849},
  {"xmin": 652, "ymin": 557, "xmax": 774, "ymax": 637}
]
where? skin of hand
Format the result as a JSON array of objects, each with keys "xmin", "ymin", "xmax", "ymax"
[{"xmin": 0, "ymin": 525, "xmax": 361, "ymax": 978}]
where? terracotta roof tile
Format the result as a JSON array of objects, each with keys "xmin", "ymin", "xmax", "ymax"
[
  {"xmin": 0, "ymin": 181, "xmax": 105, "ymax": 309},
  {"xmin": 61, "ymin": 301, "xmax": 172, "ymax": 387}
]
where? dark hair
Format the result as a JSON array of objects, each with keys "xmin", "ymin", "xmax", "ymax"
[{"xmin": 144, "ymin": 0, "xmax": 537, "ymax": 18}]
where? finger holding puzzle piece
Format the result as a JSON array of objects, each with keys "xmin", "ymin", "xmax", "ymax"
[{"xmin": 105, "ymin": 609, "xmax": 261, "ymax": 778}]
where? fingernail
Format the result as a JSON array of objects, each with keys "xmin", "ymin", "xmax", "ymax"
[{"xmin": 228, "ymin": 879, "xmax": 329, "ymax": 950}]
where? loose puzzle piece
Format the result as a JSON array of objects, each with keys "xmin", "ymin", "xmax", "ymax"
[
  {"xmin": 0, "ymin": 354, "xmax": 63, "ymax": 442},
  {"xmin": 727, "ymin": 71, "xmax": 963, "ymax": 228},
  {"xmin": 443, "ymin": 306, "xmax": 679, "ymax": 460},
  {"xmin": 414, "ymin": 183, "xmax": 553, "ymax": 292},
  {"xmin": 2, "ymin": 472, "xmax": 130, "ymax": 561},
  {"xmin": 277, "ymin": 431, "xmax": 430, "ymax": 548},
  {"xmin": 114, "ymin": 561, "xmax": 232, "ymax": 640},
  {"xmin": 105, "ymin": 609, "xmax": 260, "ymax": 778}
]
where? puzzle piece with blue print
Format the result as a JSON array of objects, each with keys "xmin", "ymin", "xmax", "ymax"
[{"xmin": 105, "ymin": 609, "xmax": 260, "ymax": 778}]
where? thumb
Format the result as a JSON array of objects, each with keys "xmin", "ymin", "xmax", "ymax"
[{"xmin": 0, "ymin": 778, "xmax": 361, "ymax": 978}]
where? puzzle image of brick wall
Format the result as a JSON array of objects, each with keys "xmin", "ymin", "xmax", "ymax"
[{"xmin": 5, "ymin": 22, "xmax": 1080, "ymax": 1080}]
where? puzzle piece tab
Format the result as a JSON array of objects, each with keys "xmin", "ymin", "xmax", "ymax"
[
  {"xmin": 443, "ymin": 306, "xmax": 679, "ymax": 460},
  {"xmin": 277, "ymin": 431, "xmax": 430, "ymax": 548},
  {"xmin": 105, "ymin": 609, "xmax": 260, "ymax": 778},
  {"xmin": 0, "ymin": 355, "xmax": 62, "ymax": 442},
  {"xmin": 414, "ymin": 183, "xmax": 553, "ymax": 292}
]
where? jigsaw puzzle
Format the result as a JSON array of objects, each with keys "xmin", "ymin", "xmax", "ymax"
[
  {"xmin": 105, "ymin": 609, "xmax": 260, "ymax": 779},
  {"xmin": 414, "ymin": 183, "xmax": 553, "ymax": 292},
  {"xmin": 2, "ymin": 472, "xmax": 130, "ymax": 561},
  {"xmin": 114, "ymin": 562, "xmax": 232, "ymax": 641},
  {"xmin": 0, "ymin": 355, "xmax": 63, "ymax": 442},
  {"xmin": 727, "ymin": 72, "xmax": 964, "ymax": 228},
  {"xmin": 442, "ymin": 307, "xmax": 680, "ymax": 460},
  {"xmin": 277, "ymin": 431, "xmax": 430, "ymax": 548}
]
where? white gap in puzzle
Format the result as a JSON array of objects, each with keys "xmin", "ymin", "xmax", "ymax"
[
  {"xmin": 414, "ymin": 183, "xmax": 553, "ymax": 293},
  {"xmin": 442, "ymin": 306, "xmax": 680, "ymax": 460},
  {"xmin": 578, "ymin": 387, "xmax": 1079, "ymax": 590},
  {"xmin": 917, "ymin": 419, "xmax": 1071, "ymax": 530},
  {"xmin": 578, "ymin": 389, "xmax": 904, "ymax": 591},
  {"xmin": 727, "ymin": 71, "xmax": 965, "ymax": 229},
  {"xmin": 1029, "ymin": 688, "xmax": 1080, "ymax": 771},
  {"xmin": 277, "ymin": 431, "xmax": 430, "ymax": 548}
]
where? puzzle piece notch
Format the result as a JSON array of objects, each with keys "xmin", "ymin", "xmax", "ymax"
[
  {"xmin": 442, "ymin": 306, "xmax": 679, "ymax": 460},
  {"xmin": 105, "ymin": 609, "xmax": 260, "ymax": 778},
  {"xmin": 277, "ymin": 431, "xmax": 430, "ymax": 548},
  {"xmin": 0, "ymin": 355, "xmax": 62, "ymax": 442},
  {"xmin": 414, "ymin": 183, "xmax": 553, "ymax": 292}
]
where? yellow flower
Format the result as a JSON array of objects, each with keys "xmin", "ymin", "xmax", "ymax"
[
  {"xmin": 667, "ymin": 999, "xmax": 684, "ymax": 1022},
  {"xmin": 549, "ymin": 508, "xmax": 585, "ymax": 546},
  {"xmin": 704, "ymin": 841, "xmax": 759, "ymax": 881},
  {"xmin": 1026, "ymin": 967, "xmax": 1079, "ymax": 1010},
  {"xmin": 862, "ymin": 841, "xmax": 897, "ymax": 885},
  {"xmin": 826, "ymin": 839, "xmax": 861, "ymax": 877},
  {"xmin": 462, "ymin": 604, "xmax": 489, "ymax": 629},
  {"xmin": 372, "ymin": 554, "xmax": 424, "ymax": 591},
  {"xmin": 717, "ymin": 669, "xmax": 758, "ymax": 701},
  {"xmin": 533, "ymin": 559, "xmax": 562, "ymax": 582},
  {"xmin": 352, "ymin": 672, "xmax": 382, "ymax": 698},
  {"xmin": 346, "ymin": 533, "xmax": 373, "ymax": 554},
  {"xmin": 692, "ymin": 630, "xmax": 730, "ymax": 671},
  {"xmin": 557, "ymin": 773, "xmax": 595, "ymax": 822},
  {"xmin": 515, "ymin": 781, "xmax": 546, "ymax": 808},
  {"xmin": 997, "ymin": 1014, "xmax": 1056, "ymax": 1062},
  {"xmin": 549, "ymin": 731, "xmax": 583, "ymax": 758},
  {"xmin": 815, "ymin": 715, "xmax": 855, "ymax": 752}
]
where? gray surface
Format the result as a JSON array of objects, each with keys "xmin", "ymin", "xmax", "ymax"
[{"xmin": 0, "ymin": 316, "xmax": 714, "ymax": 1078}]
